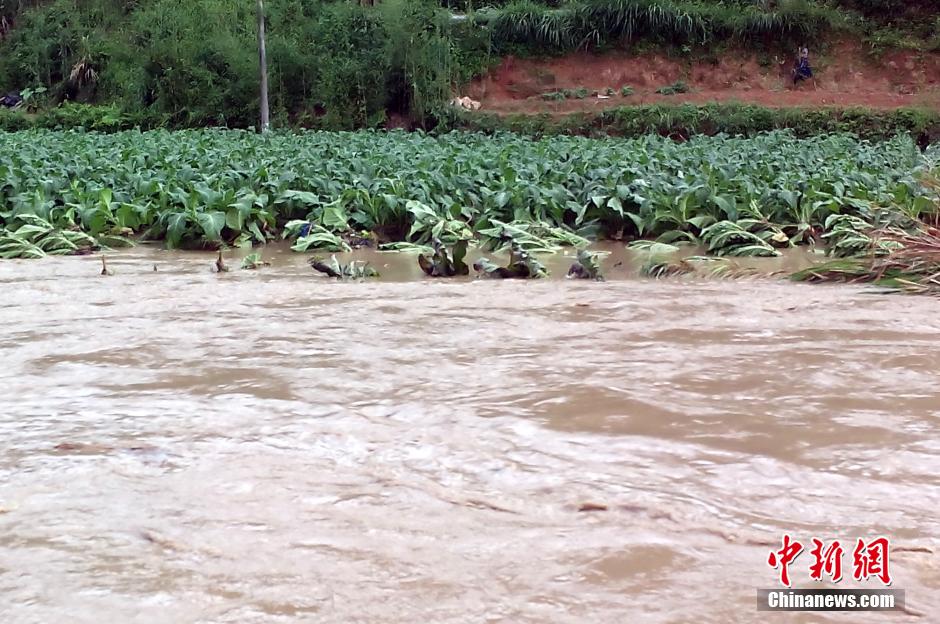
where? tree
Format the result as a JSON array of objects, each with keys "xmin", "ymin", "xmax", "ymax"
[{"xmin": 257, "ymin": 0, "xmax": 269, "ymax": 131}]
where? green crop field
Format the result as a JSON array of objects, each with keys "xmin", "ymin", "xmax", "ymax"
[{"xmin": 0, "ymin": 128, "xmax": 936, "ymax": 260}]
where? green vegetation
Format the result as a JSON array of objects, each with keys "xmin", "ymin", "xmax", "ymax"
[
  {"xmin": 0, "ymin": 0, "xmax": 933, "ymax": 132},
  {"xmin": 0, "ymin": 128, "xmax": 934, "ymax": 263},
  {"xmin": 540, "ymin": 87, "xmax": 590, "ymax": 101},
  {"xmin": 448, "ymin": 103, "xmax": 940, "ymax": 142},
  {"xmin": 790, "ymin": 210, "xmax": 940, "ymax": 295},
  {"xmin": 656, "ymin": 81, "xmax": 689, "ymax": 95},
  {"xmin": 8, "ymin": 101, "xmax": 934, "ymax": 145},
  {"xmin": 456, "ymin": 0, "xmax": 937, "ymax": 54},
  {"xmin": 283, "ymin": 221, "xmax": 352, "ymax": 253},
  {"xmin": 835, "ymin": 0, "xmax": 939, "ymax": 53},
  {"xmin": 478, "ymin": 220, "xmax": 589, "ymax": 253},
  {"xmin": 0, "ymin": 0, "xmax": 454, "ymax": 129},
  {"xmin": 0, "ymin": 213, "xmax": 99, "ymax": 258},
  {"xmin": 476, "ymin": 0, "xmax": 847, "ymax": 55}
]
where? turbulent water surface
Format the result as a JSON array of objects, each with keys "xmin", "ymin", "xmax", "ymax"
[{"xmin": 1, "ymin": 245, "xmax": 938, "ymax": 624}]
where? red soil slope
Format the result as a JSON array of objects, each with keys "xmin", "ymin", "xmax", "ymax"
[{"xmin": 465, "ymin": 42, "xmax": 940, "ymax": 113}]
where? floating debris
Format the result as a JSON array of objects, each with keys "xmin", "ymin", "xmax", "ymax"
[{"xmin": 577, "ymin": 502, "xmax": 609, "ymax": 512}]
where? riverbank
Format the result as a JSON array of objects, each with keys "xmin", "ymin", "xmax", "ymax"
[{"xmin": 465, "ymin": 42, "xmax": 940, "ymax": 114}]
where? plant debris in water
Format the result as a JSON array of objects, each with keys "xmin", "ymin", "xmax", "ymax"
[
  {"xmin": 792, "ymin": 219, "xmax": 940, "ymax": 295},
  {"xmin": 309, "ymin": 255, "xmax": 379, "ymax": 279}
]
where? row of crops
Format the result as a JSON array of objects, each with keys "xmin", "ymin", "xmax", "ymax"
[{"xmin": 0, "ymin": 129, "xmax": 936, "ymax": 260}]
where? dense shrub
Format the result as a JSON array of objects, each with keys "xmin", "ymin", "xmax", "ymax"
[
  {"xmin": 443, "ymin": 103, "xmax": 940, "ymax": 142},
  {"xmin": 0, "ymin": 0, "xmax": 459, "ymax": 129},
  {"xmin": 0, "ymin": 108, "xmax": 32, "ymax": 132}
]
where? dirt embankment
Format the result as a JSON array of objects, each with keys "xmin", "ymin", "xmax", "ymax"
[{"xmin": 465, "ymin": 42, "xmax": 940, "ymax": 113}]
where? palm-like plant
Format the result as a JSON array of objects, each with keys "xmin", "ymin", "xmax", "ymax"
[{"xmin": 67, "ymin": 36, "xmax": 100, "ymax": 93}]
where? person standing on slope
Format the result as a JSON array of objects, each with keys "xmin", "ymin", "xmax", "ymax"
[{"xmin": 793, "ymin": 47, "xmax": 813, "ymax": 84}]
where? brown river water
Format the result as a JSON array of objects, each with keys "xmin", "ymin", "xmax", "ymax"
[{"xmin": 1, "ymin": 244, "xmax": 939, "ymax": 623}]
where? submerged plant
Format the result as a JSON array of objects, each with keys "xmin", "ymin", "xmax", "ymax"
[
  {"xmin": 700, "ymin": 221, "xmax": 780, "ymax": 257},
  {"xmin": 309, "ymin": 255, "xmax": 379, "ymax": 279},
  {"xmin": 628, "ymin": 240, "xmax": 686, "ymax": 276},
  {"xmin": 791, "ymin": 217, "xmax": 940, "ymax": 295},
  {"xmin": 418, "ymin": 239, "xmax": 470, "ymax": 277},
  {"xmin": 474, "ymin": 243, "xmax": 547, "ymax": 279},
  {"xmin": 821, "ymin": 214, "xmax": 906, "ymax": 258},
  {"xmin": 567, "ymin": 249, "xmax": 605, "ymax": 280},
  {"xmin": 283, "ymin": 221, "xmax": 351, "ymax": 253},
  {"xmin": 641, "ymin": 258, "xmax": 697, "ymax": 278},
  {"xmin": 241, "ymin": 252, "xmax": 270, "ymax": 270},
  {"xmin": 0, "ymin": 214, "xmax": 98, "ymax": 258},
  {"xmin": 479, "ymin": 221, "xmax": 588, "ymax": 255}
]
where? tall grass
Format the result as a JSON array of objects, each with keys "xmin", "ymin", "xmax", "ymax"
[{"xmin": 479, "ymin": 0, "xmax": 847, "ymax": 52}]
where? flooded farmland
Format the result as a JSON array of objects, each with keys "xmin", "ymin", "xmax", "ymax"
[{"xmin": 1, "ymin": 246, "xmax": 938, "ymax": 624}]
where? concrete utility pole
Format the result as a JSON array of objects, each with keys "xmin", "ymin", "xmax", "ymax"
[{"xmin": 257, "ymin": 0, "xmax": 270, "ymax": 132}]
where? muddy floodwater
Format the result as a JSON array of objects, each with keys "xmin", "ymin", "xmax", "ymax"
[{"xmin": 1, "ymin": 245, "xmax": 939, "ymax": 624}]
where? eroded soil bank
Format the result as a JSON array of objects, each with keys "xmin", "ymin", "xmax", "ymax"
[{"xmin": 466, "ymin": 42, "xmax": 940, "ymax": 113}]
